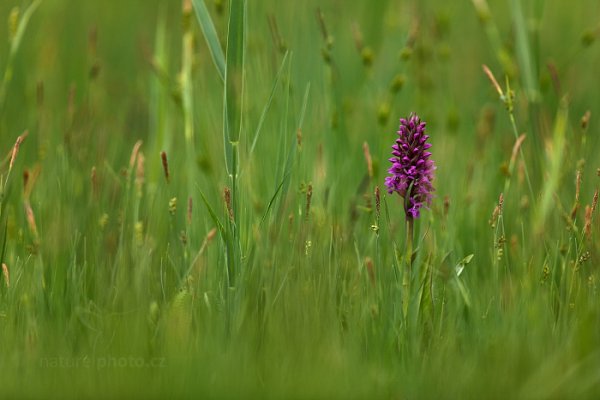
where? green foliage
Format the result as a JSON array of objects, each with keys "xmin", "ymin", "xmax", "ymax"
[{"xmin": 1, "ymin": 0, "xmax": 600, "ymax": 398}]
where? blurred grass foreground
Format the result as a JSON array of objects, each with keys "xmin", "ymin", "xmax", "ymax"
[{"xmin": 1, "ymin": 0, "xmax": 600, "ymax": 398}]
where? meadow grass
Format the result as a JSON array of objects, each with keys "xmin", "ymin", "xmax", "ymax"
[{"xmin": 1, "ymin": 0, "xmax": 600, "ymax": 398}]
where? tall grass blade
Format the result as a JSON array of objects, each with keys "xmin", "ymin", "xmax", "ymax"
[
  {"xmin": 196, "ymin": 186, "xmax": 225, "ymax": 238},
  {"xmin": 249, "ymin": 50, "xmax": 289, "ymax": 157},
  {"xmin": 224, "ymin": 0, "xmax": 246, "ymax": 148},
  {"xmin": 0, "ymin": 0, "xmax": 42, "ymax": 114},
  {"xmin": 535, "ymin": 100, "xmax": 568, "ymax": 233},
  {"xmin": 191, "ymin": 0, "xmax": 226, "ymax": 82},
  {"xmin": 511, "ymin": 0, "xmax": 539, "ymax": 103}
]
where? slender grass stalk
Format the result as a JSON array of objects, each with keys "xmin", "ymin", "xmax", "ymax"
[
  {"xmin": 402, "ymin": 216, "xmax": 413, "ymax": 320},
  {"xmin": 182, "ymin": 0, "xmax": 197, "ymax": 195},
  {"xmin": 510, "ymin": 0, "xmax": 539, "ymax": 104},
  {"xmin": 191, "ymin": 0, "xmax": 226, "ymax": 82},
  {"xmin": 510, "ymin": 0, "xmax": 543, "ymax": 176},
  {"xmin": 482, "ymin": 65, "xmax": 535, "ymax": 201},
  {"xmin": 248, "ymin": 51, "xmax": 289, "ymax": 159},
  {"xmin": 150, "ymin": 10, "xmax": 171, "ymax": 167},
  {"xmin": 507, "ymin": 113, "xmax": 535, "ymax": 200},
  {"xmin": 0, "ymin": 0, "xmax": 42, "ymax": 116},
  {"xmin": 535, "ymin": 99, "xmax": 568, "ymax": 234},
  {"xmin": 471, "ymin": 0, "xmax": 515, "ymax": 75},
  {"xmin": 222, "ymin": 0, "xmax": 246, "ymax": 286}
]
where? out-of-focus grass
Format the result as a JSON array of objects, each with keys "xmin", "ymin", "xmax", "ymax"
[{"xmin": 1, "ymin": 0, "xmax": 600, "ymax": 398}]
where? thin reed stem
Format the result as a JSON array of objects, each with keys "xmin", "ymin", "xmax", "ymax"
[{"xmin": 402, "ymin": 216, "xmax": 414, "ymax": 320}]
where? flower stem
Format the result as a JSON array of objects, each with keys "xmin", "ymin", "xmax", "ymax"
[{"xmin": 402, "ymin": 216, "xmax": 414, "ymax": 320}]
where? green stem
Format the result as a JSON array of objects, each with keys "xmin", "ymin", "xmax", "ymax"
[
  {"xmin": 229, "ymin": 141, "xmax": 240, "ymax": 285},
  {"xmin": 506, "ymin": 112, "xmax": 535, "ymax": 201},
  {"xmin": 402, "ymin": 216, "xmax": 414, "ymax": 321}
]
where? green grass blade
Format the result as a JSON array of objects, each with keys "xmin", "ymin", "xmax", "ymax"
[
  {"xmin": 249, "ymin": 50, "xmax": 289, "ymax": 157},
  {"xmin": 260, "ymin": 172, "xmax": 290, "ymax": 226},
  {"xmin": 196, "ymin": 186, "xmax": 225, "ymax": 238},
  {"xmin": 191, "ymin": 0, "xmax": 225, "ymax": 82},
  {"xmin": 535, "ymin": 100, "xmax": 568, "ymax": 234},
  {"xmin": 0, "ymin": 222, "xmax": 7, "ymax": 268},
  {"xmin": 224, "ymin": 0, "xmax": 246, "ymax": 146},
  {"xmin": 10, "ymin": 0, "xmax": 42, "ymax": 56},
  {"xmin": 511, "ymin": 0, "xmax": 539, "ymax": 102},
  {"xmin": 0, "ymin": 0, "xmax": 42, "ymax": 113},
  {"xmin": 277, "ymin": 82, "xmax": 310, "ymax": 216}
]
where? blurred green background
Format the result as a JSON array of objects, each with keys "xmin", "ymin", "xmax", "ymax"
[{"xmin": 1, "ymin": 0, "xmax": 600, "ymax": 398}]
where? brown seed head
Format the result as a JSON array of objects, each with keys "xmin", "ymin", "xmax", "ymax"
[
  {"xmin": 136, "ymin": 152, "xmax": 145, "ymax": 188},
  {"xmin": 9, "ymin": 131, "xmax": 28, "ymax": 172},
  {"xmin": 23, "ymin": 170, "xmax": 30, "ymax": 192},
  {"xmin": 129, "ymin": 140, "xmax": 143, "ymax": 170},
  {"xmin": 88, "ymin": 26, "xmax": 98, "ymax": 56},
  {"xmin": 1, "ymin": 263, "xmax": 8, "ymax": 288},
  {"xmin": 224, "ymin": 187, "xmax": 234, "ymax": 222},
  {"xmin": 25, "ymin": 202, "xmax": 39, "ymax": 239},
  {"xmin": 305, "ymin": 184, "xmax": 313, "ymax": 220},
  {"xmin": 352, "ymin": 22, "xmax": 364, "ymax": 51},
  {"xmin": 581, "ymin": 110, "xmax": 591, "ymax": 131},
  {"xmin": 206, "ymin": 227, "xmax": 217, "ymax": 242},
  {"xmin": 476, "ymin": 106, "xmax": 496, "ymax": 140},
  {"xmin": 482, "ymin": 64, "xmax": 503, "ymax": 98},
  {"xmin": 267, "ymin": 14, "xmax": 287, "ymax": 54},
  {"xmin": 160, "ymin": 151, "xmax": 170, "ymax": 183},
  {"xmin": 571, "ymin": 170, "xmax": 582, "ymax": 221},
  {"xmin": 584, "ymin": 189, "xmax": 598, "ymax": 239},
  {"xmin": 490, "ymin": 193, "xmax": 504, "ymax": 228},
  {"xmin": 297, "ymin": 128, "xmax": 303, "ymax": 149},
  {"xmin": 363, "ymin": 142, "xmax": 373, "ymax": 179},
  {"xmin": 182, "ymin": 0, "xmax": 192, "ymax": 14},
  {"xmin": 584, "ymin": 205, "xmax": 593, "ymax": 239},
  {"xmin": 510, "ymin": 134, "xmax": 527, "ymax": 170},
  {"xmin": 91, "ymin": 166, "xmax": 97, "ymax": 196},
  {"xmin": 37, "ymin": 81, "xmax": 44, "ymax": 107},
  {"xmin": 443, "ymin": 195, "xmax": 450, "ymax": 217},
  {"xmin": 546, "ymin": 62, "xmax": 561, "ymax": 95}
]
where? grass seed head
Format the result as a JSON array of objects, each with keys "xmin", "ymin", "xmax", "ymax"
[
  {"xmin": 160, "ymin": 151, "xmax": 170, "ymax": 183},
  {"xmin": 90, "ymin": 166, "xmax": 97, "ymax": 196},
  {"xmin": 129, "ymin": 140, "xmax": 143, "ymax": 171},
  {"xmin": 9, "ymin": 131, "xmax": 28, "ymax": 172},
  {"xmin": 490, "ymin": 193, "xmax": 504, "ymax": 228},
  {"xmin": 363, "ymin": 142, "xmax": 373, "ymax": 179},
  {"xmin": 296, "ymin": 128, "xmax": 302, "ymax": 149},
  {"xmin": 8, "ymin": 7, "xmax": 19, "ymax": 41},
  {"xmin": 482, "ymin": 64, "xmax": 503, "ymax": 98},
  {"xmin": 443, "ymin": 195, "xmax": 450, "ymax": 217},
  {"xmin": 223, "ymin": 187, "xmax": 234, "ymax": 222},
  {"xmin": 584, "ymin": 190, "xmax": 598, "ymax": 239},
  {"xmin": 365, "ymin": 257, "xmax": 375, "ymax": 285},
  {"xmin": 2, "ymin": 263, "xmax": 8, "ymax": 288},
  {"xmin": 581, "ymin": 110, "xmax": 591, "ymax": 131},
  {"xmin": 24, "ymin": 201, "xmax": 39, "ymax": 240},
  {"xmin": 305, "ymin": 184, "xmax": 313, "ymax": 221},
  {"xmin": 571, "ymin": 169, "xmax": 582, "ymax": 221},
  {"xmin": 135, "ymin": 152, "xmax": 145, "ymax": 195},
  {"xmin": 169, "ymin": 197, "xmax": 177, "ymax": 216}
]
